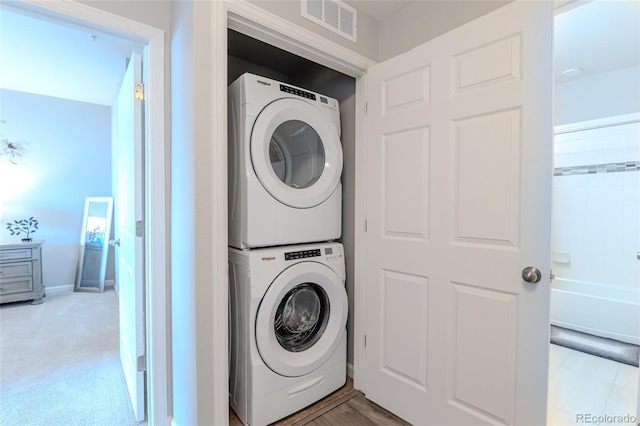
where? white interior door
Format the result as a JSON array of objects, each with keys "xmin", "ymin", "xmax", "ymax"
[
  {"xmin": 113, "ymin": 50, "xmax": 145, "ymax": 422},
  {"xmin": 364, "ymin": 2, "xmax": 553, "ymax": 425}
]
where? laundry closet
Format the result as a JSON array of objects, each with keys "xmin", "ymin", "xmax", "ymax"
[{"xmin": 227, "ymin": 29, "xmax": 357, "ymax": 425}]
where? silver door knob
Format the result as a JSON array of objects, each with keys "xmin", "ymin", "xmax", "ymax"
[{"xmin": 522, "ymin": 266, "xmax": 542, "ymax": 283}]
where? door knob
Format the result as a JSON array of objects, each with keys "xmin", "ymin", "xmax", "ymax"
[
  {"xmin": 109, "ymin": 238, "xmax": 121, "ymax": 247},
  {"xmin": 522, "ymin": 266, "xmax": 542, "ymax": 283}
]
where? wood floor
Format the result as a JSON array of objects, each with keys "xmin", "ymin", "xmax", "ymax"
[
  {"xmin": 304, "ymin": 393, "xmax": 410, "ymax": 426},
  {"xmin": 229, "ymin": 378, "xmax": 409, "ymax": 426}
]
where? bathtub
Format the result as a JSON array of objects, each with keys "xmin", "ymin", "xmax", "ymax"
[{"xmin": 550, "ymin": 278, "xmax": 640, "ymax": 345}]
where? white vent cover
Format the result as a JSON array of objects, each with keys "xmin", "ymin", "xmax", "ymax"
[{"xmin": 302, "ymin": 0, "xmax": 357, "ymax": 43}]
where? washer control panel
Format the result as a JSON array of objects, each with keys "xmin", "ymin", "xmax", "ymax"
[{"xmin": 285, "ymin": 249, "xmax": 321, "ymax": 260}]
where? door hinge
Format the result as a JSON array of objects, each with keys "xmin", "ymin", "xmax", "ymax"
[
  {"xmin": 364, "ymin": 335, "xmax": 367, "ymax": 348},
  {"xmin": 365, "ymin": 102, "xmax": 368, "ymax": 115},
  {"xmin": 137, "ymin": 355, "xmax": 146, "ymax": 372},
  {"xmin": 364, "ymin": 219, "xmax": 368, "ymax": 232},
  {"xmin": 135, "ymin": 82, "xmax": 145, "ymax": 101},
  {"xmin": 135, "ymin": 220, "xmax": 144, "ymax": 237},
  {"xmin": 550, "ymin": 269, "xmax": 555, "ymax": 282}
]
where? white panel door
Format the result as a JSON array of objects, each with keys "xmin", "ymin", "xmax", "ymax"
[
  {"xmin": 365, "ymin": 2, "xmax": 553, "ymax": 425},
  {"xmin": 113, "ymin": 51, "xmax": 145, "ymax": 421}
]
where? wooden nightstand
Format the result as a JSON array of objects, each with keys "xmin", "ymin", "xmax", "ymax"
[{"xmin": 0, "ymin": 240, "xmax": 45, "ymax": 305}]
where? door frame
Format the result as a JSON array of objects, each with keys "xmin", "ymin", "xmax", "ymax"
[
  {"xmin": 215, "ymin": 1, "xmax": 374, "ymax": 417},
  {"xmin": 16, "ymin": 0, "xmax": 168, "ymax": 423}
]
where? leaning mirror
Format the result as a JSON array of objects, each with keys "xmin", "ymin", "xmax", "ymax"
[{"xmin": 74, "ymin": 196, "xmax": 113, "ymax": 293}]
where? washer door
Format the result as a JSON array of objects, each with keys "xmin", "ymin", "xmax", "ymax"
[
  {"xmin": 255, "ymin": 262, "xmax": 347, "ymax": 377},
  {"xmin": 251, "ymin": 98, "xmax": 342, "ymax": 208}
]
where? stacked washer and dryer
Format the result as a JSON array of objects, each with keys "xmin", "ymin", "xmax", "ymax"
[{"xmin": 227, "ymin": 73, "xmax": 348, "ymax": 426}]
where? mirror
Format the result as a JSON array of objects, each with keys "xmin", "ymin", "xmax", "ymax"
[{"xmin": 74, "ymin": 196, "xmax": 113, "ymax": 293}]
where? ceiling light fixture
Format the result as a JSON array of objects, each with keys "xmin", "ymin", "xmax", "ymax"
[{"xmin": 562, "ymin": 68, "xmax": 584, "ymax": 77}]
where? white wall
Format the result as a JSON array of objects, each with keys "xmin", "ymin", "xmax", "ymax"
[
  {"xmin": 554, "ymin": 65, "xmax": 640, "ymax": 125},
  {"xmin": 169, "ymin": 2, "xmax": 199, "ymax": 424},
  {"xmin": 171, "ymin": 1, "xmax": 227, "ymax": 424},
  {"xmin": 0, "ymin": 89, "xmax": 113, "ymax": 289},
  {"xmin": 379, "ymin": 0, "xmax": 512, "ymax": 61},
  {"xmin": 552, "ymin": 62, "xmax": 640, "ymax": 293},
  {"xmin": 78, "ymin": 0, "xmax": 171, "ymax": 32},
  {"xmin": 552, "ymin": 113, "xmax": 640, "ymax": 291}
]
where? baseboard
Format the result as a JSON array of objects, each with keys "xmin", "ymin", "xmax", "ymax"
[
  {"xmin": 347, "ymin": 362, "xmax": 354, "ymax": 379},
  {"xmin": 45, "ymin": 285, "xmax": 74, "ymax": 294},
  {"xmin": 45, "ymin": 280, "xmax": 115, "ymax": 295}
]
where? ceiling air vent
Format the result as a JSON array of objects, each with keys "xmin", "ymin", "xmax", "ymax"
[{"xmin": 302, "ymin": 0, "xmax": 357, "ymax": 43}]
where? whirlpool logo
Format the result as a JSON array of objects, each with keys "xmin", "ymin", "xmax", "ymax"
[
  {"xmin": 261, "ymin": 256, "xmax": 276, "ymax": 262},
  {"xmin": 257, "ymin": 80, "xmax": 271, "ymax": 87}
]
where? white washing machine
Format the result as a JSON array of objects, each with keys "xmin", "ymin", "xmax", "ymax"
[
  {"xmin": 228, "ymin": 73, "xmax": 343, "ymax": 249},
  {"xmin": 229, "ymin": 242, "xmax": 347, "ymax": 426}
]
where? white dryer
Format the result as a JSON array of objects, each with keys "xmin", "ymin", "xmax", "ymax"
[
  {"xmin": 228, "ymin": 73, "xmax": 343, "ymax": 249},
  {"xmin": 229, "ymin": 242, "xmax": 347, "ymax": 426}
]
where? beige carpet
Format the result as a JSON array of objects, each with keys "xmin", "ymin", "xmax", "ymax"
[{"xmin": 0, "ymin": 288, "xmax": 140, "ymax": 426}]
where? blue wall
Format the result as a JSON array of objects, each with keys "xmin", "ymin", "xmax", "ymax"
[{"xmin": 0, "ymin": 89, "xmax": 113, "ymax": 288}]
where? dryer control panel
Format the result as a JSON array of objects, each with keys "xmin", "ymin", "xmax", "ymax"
[
  {"xmin": 278, "ymin": 83, "xmax": 339, "ymax": 110},
  {"xmin": 280, "ymin": 84, "xmax": 316, "ymax": 101},
  {"xmin": 283, "ymin": 246, "xmax": 343, "ymax": 262}
]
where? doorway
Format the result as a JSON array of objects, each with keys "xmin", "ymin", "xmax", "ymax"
[
  {"xmin": 548, "ymin": 1, "xmax": 640, "ymax": 423},
  {"xmin": 0, "ymin": 1, "xmax": 167, "ymax": 423},
  {"xmin": 227, "ymin": 27, "xmax": 357, "ymax": 425}
]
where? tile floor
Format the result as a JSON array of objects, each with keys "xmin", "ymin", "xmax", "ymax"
[{"xmin": 547, "ymin": 343, "xmax": 639, "ymax": 426}]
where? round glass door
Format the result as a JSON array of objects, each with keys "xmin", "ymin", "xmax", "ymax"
[
  {"xmin": 274, "ymin": 283, "xmax": 329, "ymax": 352},
  {"xmin": 251, "ymin": 98, "xmax": 342, "ymax": 209},
  {"xmin": 255, "ymin": 262, "xmax": 347, "ymax": 377},
  {"xmin": 270, "ymin": 120, "xmax": 325, "ymax": 190}
]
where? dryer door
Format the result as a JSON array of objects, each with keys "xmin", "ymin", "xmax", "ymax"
[
  {"xmin": 251, "ymin": 98, "xmax": 343, "ymax": 208},
  {"xmin": 255, "ymin": 262, "xmax": 347, "ymax": 377}
]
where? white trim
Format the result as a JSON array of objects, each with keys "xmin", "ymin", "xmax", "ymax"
[
  {"xmin": 142, "ymin": 27, "xmax": 168, "ymax": 426},
  {"xmin": 17, "ymin": 1, "xmax": 169, "ymax": 425},
  {"xmin": 352, "ymin": 75, "xmax": 367, "ymax": 392},
  {"xmin": 218, "ymin": 0, "xmax": 374, "ymax": 416},
  {"xmin": 213, "ymin": 2, "xmax": 230, "ymax": 426}
]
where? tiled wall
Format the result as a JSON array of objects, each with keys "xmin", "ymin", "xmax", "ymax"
[{"xmin": 552, "ymin": 113, "xmax": 640, "ymax": 291}]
